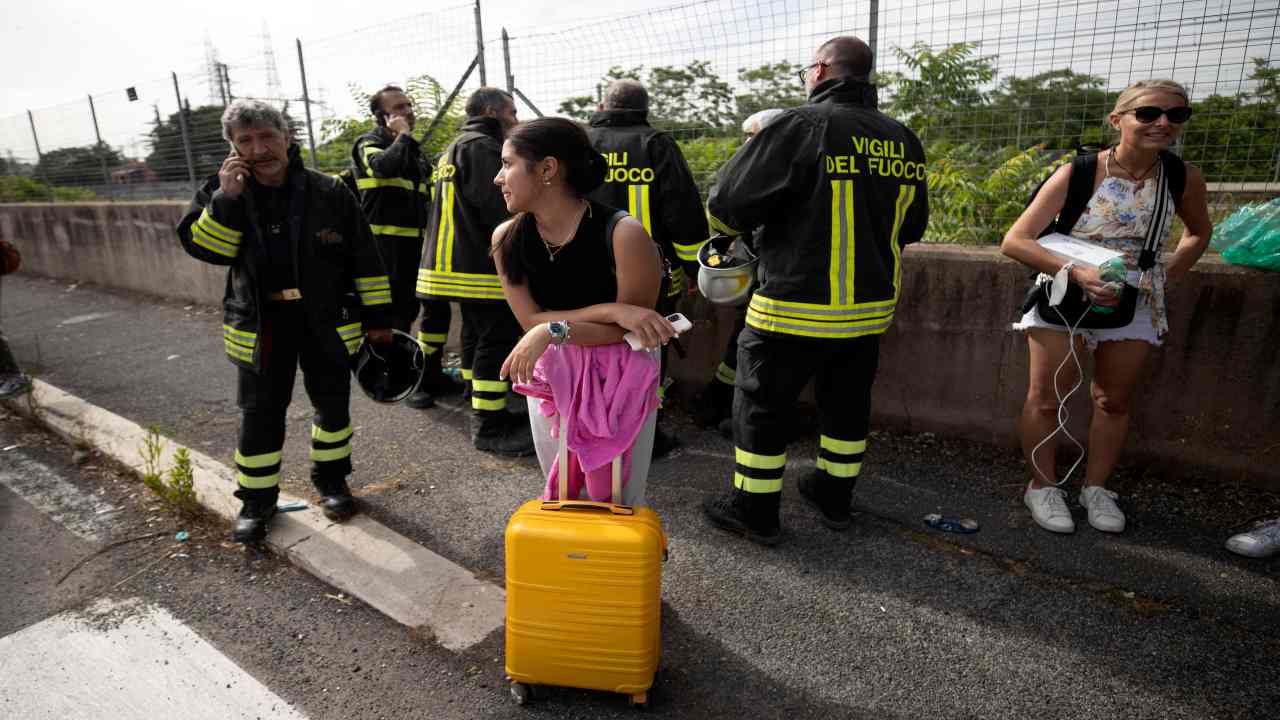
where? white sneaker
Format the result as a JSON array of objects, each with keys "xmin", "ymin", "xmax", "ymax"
[
  {"xmin": 1225, "ymin": 518, "xmax": 1280, "ymax": 558},
  {"xmin": 1079, "ymin": 486, "xmax": 1126, "ymax": 533},
  {"xmin": 1024, "ymin": 485, "xmax": 1075, "ymax": 533}
]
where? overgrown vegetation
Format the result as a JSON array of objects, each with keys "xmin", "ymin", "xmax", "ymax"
[{"xmin": 138, "ymin": 425, "xmax": 199, "ymax": 516}]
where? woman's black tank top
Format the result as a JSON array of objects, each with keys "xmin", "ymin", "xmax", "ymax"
[{"xmin": 518, "ymin": 200, "xmax": 622, "ymax": 311}]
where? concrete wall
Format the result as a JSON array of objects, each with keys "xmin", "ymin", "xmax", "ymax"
[
  {"xmin": 4, "ymin": 202, "xmax": 1278, "ymax": 487},
  {"xmin": 0, "ymin": 202, "xmax": 224, "ymax": 306}
]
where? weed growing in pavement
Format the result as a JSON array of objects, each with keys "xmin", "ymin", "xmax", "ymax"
[{"xmin": 138, "ymin": 425, "xmax": 199, "ymax": 515}]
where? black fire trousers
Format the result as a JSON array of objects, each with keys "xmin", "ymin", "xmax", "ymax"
[
  {"xmin": 416, "ymin": 299, "xmax": 453, "ymax": 361},
  {"xmin": 460, "ymin": 302, "xmax": 522, "ymax": 416},
  {"xmin": 233, "ymin": 302, "xmax": 353, "ymax": 507},
  {"xmin": 731, "ymin": 327, "xmax": 880, "ymax": 495},
  {"xmin": 377, "ymin": 235, "xmax": 423, "ymax": 332}
]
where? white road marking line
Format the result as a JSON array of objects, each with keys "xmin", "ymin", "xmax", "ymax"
[
  {"xmin": 0, "ymin": 450, "xmax": 120, "ymax": 544},
  {"xmin": 0, "ymin": 598, "xmax": 307, "ymax": 720}
]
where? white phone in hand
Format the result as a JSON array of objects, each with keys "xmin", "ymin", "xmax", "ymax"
[{"xmin": 624, "ymin": 312, "xmax": 693, "ymax": 351}]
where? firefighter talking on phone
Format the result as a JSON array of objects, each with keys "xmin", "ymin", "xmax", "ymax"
[{"xmin": 178, "ymin": 99, "xmax": 393, "ymax": 544}]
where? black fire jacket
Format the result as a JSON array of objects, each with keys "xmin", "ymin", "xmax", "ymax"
[
  {"xmin": 417, "ymin": 116, "xmax": 509, "ymax": 303},
  {"xmin": 351, "ymin": 127, "xmax": 431, "ymax": 241},
  {"xmin": 177, "ymin": 145, "xmax": 393, "ymax": 372},
  {"xmin": 707, "ymin": 79, "xmax": 929, "ymax": 340},
  {"xmin": 587, "ymin": 109, "xmax": 709, "ymax": 296}
]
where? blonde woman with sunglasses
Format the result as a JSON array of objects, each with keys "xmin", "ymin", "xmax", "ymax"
[{"xmin": 1001, "ymin": 79, "xmax": 1213, "ymax": 535}]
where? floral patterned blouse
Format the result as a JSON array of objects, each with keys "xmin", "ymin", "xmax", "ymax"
[{"xmin": 1069, "ymin": 165, "xmax": 1177, "ymax": 336}]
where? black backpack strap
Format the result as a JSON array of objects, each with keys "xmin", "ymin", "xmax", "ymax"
[
  {"xmin": 1055, "ymin": 153, "xmax": 1098, "ymax": 235},
  {"xmin": 1158, "ymin": 150, "xmax": 1186, "ymax": 210},
  {"xmin": 1137, "ymin": 160, "xmax": 1175, "ymax": 271}
]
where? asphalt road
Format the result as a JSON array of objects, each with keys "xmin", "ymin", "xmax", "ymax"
[{"xmin": 2, "ymin": 273, "xmax": 1278, "ymax": 718}]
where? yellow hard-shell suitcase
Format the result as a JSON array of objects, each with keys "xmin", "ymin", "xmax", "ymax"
[{"xmin": 504, "ymin": 418, "xmax": 666, "ymax": 708}]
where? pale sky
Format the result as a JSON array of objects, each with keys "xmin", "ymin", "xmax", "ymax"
[{"xmin": 2, "ymin": 0, "xmax": 1273, "ymax": 164}]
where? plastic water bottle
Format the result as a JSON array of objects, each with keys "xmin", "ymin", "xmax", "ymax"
[{"xmin": 1091, "ymin": 257, "xmax": 1128, "ymax": 314}]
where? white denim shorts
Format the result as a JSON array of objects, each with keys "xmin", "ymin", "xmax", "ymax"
[{"xmin": 1012, "ymin": 295, "xmax": 1163, "ymax": 350}]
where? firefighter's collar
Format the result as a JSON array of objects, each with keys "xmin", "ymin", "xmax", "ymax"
[
  {"xmin": 808, "ymin": 78, "xmax": 878, "ymax": 109},
  {"xmin": 589, "ymin": 109, "xmax": 649, "ymax": 127},
  {"xmin": 462, "ymin": 115, "xmax": 505, "ymax": 140}
]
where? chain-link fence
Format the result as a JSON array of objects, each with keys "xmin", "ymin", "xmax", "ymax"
[{"xmin": 2, "ymin": 0, "xmax": 1276, "ymax": 242}]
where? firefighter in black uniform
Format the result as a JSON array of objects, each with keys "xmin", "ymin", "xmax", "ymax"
[
  {"xmin": 417, "ymin": 88, "xmax": 533, "ymax": 456},
  {"xmin": 178, "ymin": 99, "xmax": 394, "ymax": 543},
  {"xmin": 351, "ymin": 85, "xmax": 459, "ymax": 408},
  {"xmin": 701, "ymin": 38, "xmax": 929, "ymax": 546},
  {"xmin": 586, "ymin": 79, "xmax": 709, "ymax": 457}
]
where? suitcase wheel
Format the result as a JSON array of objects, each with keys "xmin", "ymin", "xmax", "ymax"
[
  {"xmin": 510, "ymin": 681, "xmax": 533, "ymax": 706},
  {"xmin": 628, "ymin": 691, "xmax": 648, "ymax": 709}
]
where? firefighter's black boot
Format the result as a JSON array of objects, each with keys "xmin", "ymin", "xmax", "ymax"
[
  {"xmin": 231, "ymin": 488, "xmax": 278, "ymax": 544},
  {"xmin": 702, "ymin": 489, "xmax": 781, "ymax": 546},
  {"xmin": 797, "ymin": 471, "xmax": 855, "ymax": 530},
  {"xmin": 313, "ymin": 473, "xmax": 358, "ymax": 523},
  {"xmin": 471, "ymin": 410, "xmax": 535, "ymax": 458}
]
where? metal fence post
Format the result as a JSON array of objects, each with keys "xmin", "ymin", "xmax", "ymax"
[
  {"xmin": 868, "ymin": 0, "xmax": 879, "ymax": 73},
  {"xmin": 87, "ymin": 94, "xmax": 113, "ymax": 198},
  {"xmin": 296, "ymin": 39, "xmax": 319, "ymax": 168},
  {"xmin": 172, "ymin": 72, "xmax": 198, "ymax": 191},
  {"xmin": 502, "ymin": 28, "xmax": 514, "ymax": 94},
  {"xmin": 27, "ymin": 109, "xmax": 54, "ymax": 201},
  {"xmin": 474, "ymin": 0, "xmax": 487, "ymax": 86}
]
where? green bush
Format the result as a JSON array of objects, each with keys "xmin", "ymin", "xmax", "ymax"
[
  {"xmin": 924, "ymin": 143, "xmax": 1070, "ymax": 245},
  {"xmin": 0, "ymin": 175, "xmax": 95, "ymax": 202}
]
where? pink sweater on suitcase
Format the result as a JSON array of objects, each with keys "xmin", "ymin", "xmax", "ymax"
[{"xmin": 514, "ymin": 343, "xmax": 660, "ymax": 502}]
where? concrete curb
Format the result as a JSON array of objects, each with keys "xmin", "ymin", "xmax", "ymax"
[{"xmin": 4, "ymin": 380, "xmax": 505, "ymax": 652}]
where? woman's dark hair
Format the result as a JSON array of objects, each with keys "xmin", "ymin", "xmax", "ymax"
[{"xmin": 494, "ymin": 118, "xmax": 608, "ymax": 285}]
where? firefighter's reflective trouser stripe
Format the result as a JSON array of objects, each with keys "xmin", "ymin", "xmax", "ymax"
[
  {"xmin": 415, "ymin": 299, "xmax": 452, "ymax": 357},
  {"xmin": 459, "ymin": 302, "xmax": 522, "ymax": 415},
  {"xmin": 234, "ymin": 303, "xmax": 352, "ymax": 504},
  {"xmin": 373, "ymin": 231, "xmax": 423, "ymax": 332},
  {"xmin": 731, "ymin": 326, "xmax": 879, "ymax": 494},
  {"xmin": 714, "ymin": 309, "xmax": 748, "ymax": 388}
]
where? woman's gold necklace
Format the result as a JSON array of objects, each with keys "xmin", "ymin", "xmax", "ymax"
[{"xmin": 539, "ymin": 201, "xmax": 589, "ymax": 262}]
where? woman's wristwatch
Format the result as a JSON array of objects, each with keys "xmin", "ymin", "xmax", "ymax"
[{"xmin": 547, "ymin": 320, "xmax": 571, "ymax": 345}]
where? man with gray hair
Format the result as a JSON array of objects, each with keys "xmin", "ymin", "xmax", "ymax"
[
  {"xmin": 586, "ymin": 78, "xmax": 709, "ymax": 458},
  {"xmin": 177, "ymin": 98, "xmax": 394, "ymax": 543}
]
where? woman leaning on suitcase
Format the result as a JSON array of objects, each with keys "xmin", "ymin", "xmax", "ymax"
[
  {"xmin": 491, "ymin": 117, "xmax": 677, "ymax": 505},
  {"xmin": 1001, "ymin": 79, "xmax": 1213, "ymax": 536}
]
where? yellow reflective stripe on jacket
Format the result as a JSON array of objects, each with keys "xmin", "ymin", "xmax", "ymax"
[
  {"xmin": 666, "ymin": 266, "xmax": 686, "ymax": 298},
  {"xmin": 222, "ymin": 325, "xmax": 256, "ymax": 345},
  {"xmin": 336, "ymin": 322, "xmax": 363, "ymax": 340},
  {"xmin": 627, "ymin": 184, "xmax": 652, "ymax": 235},
  {"xmin": 888, "ymin": 184, "xmax": 917, "ymax": 302},
  {"xmin": 361, "ymin": 144, "xmax": 382, "ymax": 173},
  {"xmin": 370, "ymin": 224, "xmax": 421, "ymax": 238},
  {"xmin": 198, "ymin": 208, "xmax": 243, "ymax": 241},
  {"xmin": 829, "ymin": 179, "xmax": 857, "ymax": 306},
  {"xmin": 416, "ymin": 332, "xmax": 448, "ymax": 345},
  {"xmin": 416, "ymin": 268, "xmax": 505, "ymax": 301},
  {"xmin": 224, "ymin": 341, "xmax": 254, "ymax": 362},
  {"xmin": 673, "ymin": 239, "xmax": 705, "ymax": 263},
  {"xmin": 460, "ymin": 368, "xmax": 474, "ymax": 381},
  {"xmin": 707, "ymin": 210, "xmax": 740, "ymax": 238},
  {"xmin": 354, "ymin": 275, "xmax": 392, "ymax": 306},
  {"xmin": 192, "ymin": 226, "xmax": 239, "ymax": 258},
  {"xmin": 749, "ymin": 294, "xmax": 896, "ymax": 321},
  {"xmin": 435, "ymin": 183, "xmax": 456, "ymax": 273},
  {"xmin": 715, "ymin": 362, "xmax": 736, "ymax": 386},
  {"xmin": 746, "ymin": 307, "xmax": 894, "ymax": 339},
  {"xmin": 356, "ymin": 177, "xmax": 429, "ymax": 195}
]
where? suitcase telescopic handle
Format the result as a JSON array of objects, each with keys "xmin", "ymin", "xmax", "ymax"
[{"xmin": 544, "ymin": 414, "xmax": 627, "ymax": 511}]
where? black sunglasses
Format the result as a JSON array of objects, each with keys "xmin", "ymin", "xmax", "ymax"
[{"xmin": 1126, "ymin": 105, "xmax": 1193, "ymax": 124}]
